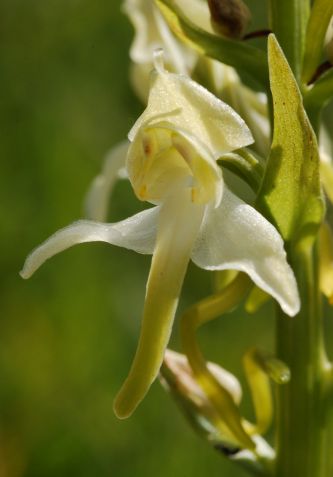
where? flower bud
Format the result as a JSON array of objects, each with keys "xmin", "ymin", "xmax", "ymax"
[
  {"xmin": 160, "ymin": 349, "xmax": 242, "ymax": 449},
  {"xmin": 207, "ymin": 0, "xmax": 251, "ymax": 39},
  {"xmin": 160, "ymin": 350, "xmax": 275, "ymax": 474}
]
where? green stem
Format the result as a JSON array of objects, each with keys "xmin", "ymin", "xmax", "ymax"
[
  {"xmin": 274, "ymin": 240, "xmax": 329, "ymax": 477},
  {"xmin": 269, "ymin": 0, "xmax": 310, "ymax": 83}
]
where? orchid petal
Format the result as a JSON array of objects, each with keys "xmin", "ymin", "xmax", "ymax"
[
  {"xmin": 20, "ymin": 207, "xmax": 159, "ymax": 279},
  {"xmin": 172, "ymin": 0, "xmax": 214, "ymax": 34},
  {"xmin": 191, "ymin": 187, "xmax": 300, "ymax": 316},
  {"xmin": 113, "ymin": 188, "xmax": 204, "ymax": 418},
  {"xmin": 123, "ymin": 0, "xmax": 195, "ymax": 73},
  {"xmin": 129, "ymin": 52, "xmax": 253, "ymax": 158},
  {"xmin": 85, "ymin": 141, "xmax": 129, "ymax": 221},
  {"xmin": 220, "ymin": 70, "xmax": 270, "ymax": 157},
  {"xmin": 123, "ymin": 0, "xmax": 166, "ymax": 64},
  {"xmin": 196, "ymin": 60, "xmax": 270, "ymax": 157}
]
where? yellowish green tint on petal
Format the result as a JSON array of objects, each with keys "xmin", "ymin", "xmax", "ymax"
[{"xmin": 113, "ymin": 188, "xmax": 204, "ymax": 418}]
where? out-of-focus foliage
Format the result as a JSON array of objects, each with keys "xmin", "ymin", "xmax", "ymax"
[{"xmin": 0, "ymin": 1, "xmax": 332, "ymax": 477}]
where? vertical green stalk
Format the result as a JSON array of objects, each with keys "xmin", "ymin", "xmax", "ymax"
[
  {"xmin": 275, "ymin": 240, "xmax": 329, "ymax": 477},
  {"xmin": 269, "ymin": 0, "xmax": 310, "ymax": 82}
]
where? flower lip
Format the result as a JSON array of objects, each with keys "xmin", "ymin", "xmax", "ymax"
[{"xmin": 127, "ymin": 121, "xmax": 223, "ymax": 207}]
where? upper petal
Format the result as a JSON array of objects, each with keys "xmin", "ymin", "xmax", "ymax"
[
  {"xmin": 172, "ymin": 0, "xmax": 214, "ymax": 33},
  {"xmin": 20, "ymin": 207, "xmax": 159, "ymax": 279},
  {"xmin": 123, "ymin": 0, "xmax": 195, "ymax": 73},
  {"xmin": 123, "ymin": 0, "xmax": 165, "ymax": 64},
  {"xmin": 191, "ymin": 187, "xmax": 300, "ymax": 316},
  {"xmin": 129, "ymin": 54, "xmax": 253, "ymax": 158}
]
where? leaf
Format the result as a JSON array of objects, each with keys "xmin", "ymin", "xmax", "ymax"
[
  {"xmin": 155, "ymin": 0, "xmax": 268, "ymax": 86},
  {"xmin": 257, "ymin": 35, "xmax": 324, "ymax": 243}
]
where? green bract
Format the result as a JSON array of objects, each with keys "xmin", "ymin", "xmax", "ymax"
[{"xmin": 258, "ymin": 35, "xmax": 324, "ymax": 244}]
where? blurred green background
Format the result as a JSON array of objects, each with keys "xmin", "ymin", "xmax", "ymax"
[{"xmin": 1, "ymin": 1, "xmax": 332, "ymax": 476}]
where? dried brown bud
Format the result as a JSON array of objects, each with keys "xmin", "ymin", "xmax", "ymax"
[{"xmin": 207, "ymin": 0, "xmax": 251, "ymax": 39}]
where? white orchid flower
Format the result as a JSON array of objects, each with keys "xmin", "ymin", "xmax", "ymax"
[
  {"xmin": 21, "ymin": 54, "xmax": 299, "ymax": 419},
  {"xmin": 86, "ymin": 0, "xmax": 269, "ymax": 222}
]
